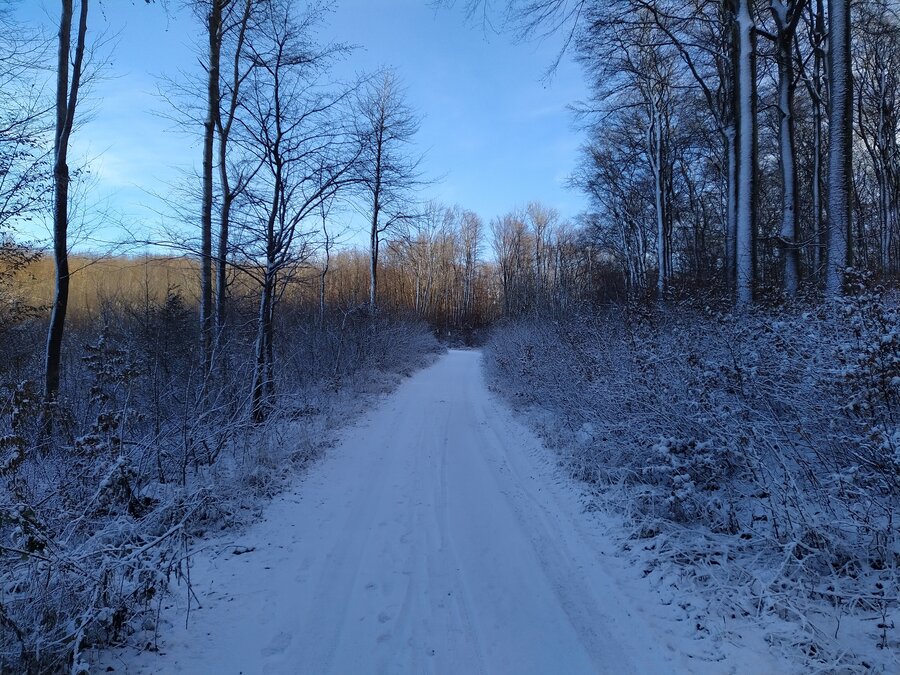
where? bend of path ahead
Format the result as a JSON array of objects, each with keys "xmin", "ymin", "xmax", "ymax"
[{"xmin": 103, "ymin": 350, "xmax": 766, "ymax": 675}]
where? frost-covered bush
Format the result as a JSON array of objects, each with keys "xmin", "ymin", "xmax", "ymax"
[
  {"xmin": 641, "ymin": 438, "xmax": 741, "ymax": 528},
  {"xmin": 0, "ymin": 291, "xmax": 439, "ymax": 674},
  {"xmin": 838, "ymin": 271, "xmax": 900, "ymax": 492},
  {"xmin": 485, "ymin": 289, "xmax": 900, "ymax": 669}
]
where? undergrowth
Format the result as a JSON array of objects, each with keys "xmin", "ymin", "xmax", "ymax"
[
  {"xmin": 485, "ymin": 274, "xmax": 899, "ymax": 673},
  {"xmin": 0, "ymin": 291, "xmax": 439, "ymax": 674}
]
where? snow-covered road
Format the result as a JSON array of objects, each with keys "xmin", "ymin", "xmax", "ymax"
[{"xmin": 102, "ymin": 350, "xmax": 765, "ymax": 674}]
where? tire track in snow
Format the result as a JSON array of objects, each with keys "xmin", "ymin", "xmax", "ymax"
[{"xmin": 99, "ymin": 349, "xmax": 761, "ymax": 675}]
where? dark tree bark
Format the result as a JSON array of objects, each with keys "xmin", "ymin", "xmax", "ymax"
[
  {"xmin": 826, "ymin": 0, "xmax": 853, "ymax": 296},
  {"xmin": 45, "ymin": 0, "xmax": 88, "ymax": 403},
  {"xmin": 200, "ymin": 0, "xmax": 228, "ymax": 380}
]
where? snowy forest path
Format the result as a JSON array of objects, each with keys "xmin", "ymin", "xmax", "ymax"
[{"xmin": 101, "ymin": 349, "xmax": 722, "ymax": 674}]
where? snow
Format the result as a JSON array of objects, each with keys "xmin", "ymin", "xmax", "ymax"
[
  {"xmin": 95, "ymin": 349, "xmax": 781, "ymax": 674},
  {"xmin": 485, "ymin": 310, "xmax": 900, "ymax": 673}
]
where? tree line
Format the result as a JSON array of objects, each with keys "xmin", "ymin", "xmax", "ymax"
[
  {"xmin": 418, "ymin": 0, "xmax": 893, "ymax": 315},
  {"xmin": 6, "ymin": 0, "xmax": 898, "ymax": 412}
]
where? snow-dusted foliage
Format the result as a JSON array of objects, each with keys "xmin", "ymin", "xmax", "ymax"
[
  {"xmin": 0, "ymin": 293, "xmax": 439, "ymax": 674},
  {"xmin": 485, "ymin": 286, "xmax": 899, "ymax": 671}
]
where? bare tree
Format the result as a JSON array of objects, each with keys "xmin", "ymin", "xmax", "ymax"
[
  {"xmin": 213, "ymin": 0, "xmax": 259, "ymax": 349},
  {"xmin": 853, "ymin": 0, "xmax": 900, "ymax": 276},
  {"xmin": 239, "ymin": 0, "xmax": 359, "ymax": 422},
  {"xmin": 354, "ymin": 70, "xmax": 423, "ymax": 316},
  {"xmin": 317, "ymin": 194, "xmax": 334, "ymax": 327},
  {"xmin": 189, "ymin": 0, "xmax": 221, "ymax": 380},
  {"xmin": 627, "ymin": 0, "xmax": 739, "ymax": 293},
  {"xmin": 576, "ymin": 5, "xmax": 684, "ymax": 298},
  {"xmin": 492, "ymin": 210, "xmax": 532, "ymax": 315},
  {"xmin": 394, "ymin": 200, "xmax": 444, "ymax": 317},
  {"xmin": 196, "ymin": 0, "xmax": 232, "ymax": 380},
  {"xmin": 460, "ymin": 208, "xmax": 482, "ymax": 321},
  {"xmin": 728, "ymin": 0, "xmax": 758, "ymax": 305},
  {"xmin": 572, "ymin": 133, "xmax": 651, "ymax": 293},
  {"xmin": 526, "ymin": 201, "xmax": 557, "ymax": 306},
  {"xmin": 159, "ymin": 0, "xmax": 261, "ymax": 370},
  {"xmin": 45, "ymin": 0, "xmax": 89, "ymax": 403},
  {"xmin": 805, "ymin": 0, "xmax": 827, "ymax": 277},
  {"xmin": 0, "ymin": 4, "xmax": 49, "ymax": 347}
]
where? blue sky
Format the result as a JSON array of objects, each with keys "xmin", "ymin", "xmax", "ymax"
[{"xmin": 14, "ymin": 0, "xmax": 587, "ymax": 249}]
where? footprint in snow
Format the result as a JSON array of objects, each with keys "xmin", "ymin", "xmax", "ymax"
[{"xmin": 261, "ymin": 631, "xmax": 293, "ymax": 657}]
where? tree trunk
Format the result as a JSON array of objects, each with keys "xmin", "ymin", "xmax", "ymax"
[
  {"xmin": 772, "ymin": 3, "xmax": 800, "ymax": 294},
  {"xmin": 650, "ymin": 104, "xmax": 668, "ymax": 297},
  {"xmin": 733, "ymin": 0, "xmax": 758, "ymax": 306},
  {"xmin": 201, "ymin": 0, "xmax": 223, "ymax": 378},
  {"xmin": 45, "ymin": 0, "xmax": 88, "ymax": 403},
  {"xmin": 319, "ymin": 268, "xmax": 327, "ymax": 327},
  {"xmin": 251, "ymin": 147, "xmax": 281, "ymax": 423},
  {"xmin": 369, "ymin": 140, "xmax": 382, "ymax": 317},
  {"xmin": 812, "ymin": 93, "xmax": 824, "ymax": 276},
  {"xmin": 723, "ymin": 126, "xmax": 737, "ymax": 289},
  {"xmin": 215, "ymin": 0, "xmax": 252, "ymax": 350},
  {"xmin": 216, "ymin": 190, "xmax": 233, "ymax": 343},
  {"xmin": 826, "ymin": 0, "xmax": 852, "ymax": 297},
  {"xmin": 369, "ymin": 210, "xmax": 378, "ymax": 315},
  {"xmin": 319, "ymin": 231, "xmax": 330, "ymax": 328},
  {"xmin": 811, "ymin": 0, "xmax": 827, "ymax": 279},
  {"xmin": 250, "ymin": 267, "xmax": 274, "ymax": 423}
]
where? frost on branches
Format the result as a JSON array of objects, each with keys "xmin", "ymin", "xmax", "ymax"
[
  {"xmin": 0, "ymin": 303, "xmax": 439, "ymax": 673},
  {"xmin": 486, "ymin": 286, "xmax": 899, "ymax": 672}
]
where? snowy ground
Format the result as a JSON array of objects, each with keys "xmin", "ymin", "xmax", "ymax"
[{"xmin": 96, "ymin": 349, "xmax": 784, "ymax": 674}]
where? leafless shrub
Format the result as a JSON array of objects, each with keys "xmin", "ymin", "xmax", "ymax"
[
  {"xmin": 486, "ymin": 286, "xmax": 899, "ymax": 669},
  {"xmin": 0, "ymin": 286, "xmax": 438, "ymax": 673}
]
